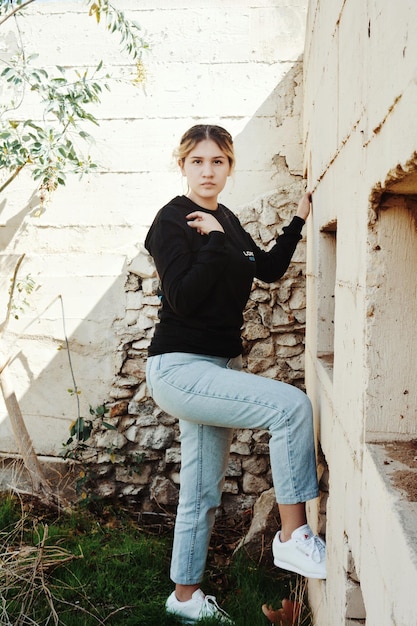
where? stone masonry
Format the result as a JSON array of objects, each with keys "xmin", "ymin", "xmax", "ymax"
[{"xmin": 82, "ymin": 181, "xmax": 307, "ymax": 518}]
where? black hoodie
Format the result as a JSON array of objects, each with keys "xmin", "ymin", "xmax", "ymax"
[{"xmin": 144, "ymin": 195, "xmax": 304, "ymax": 358}]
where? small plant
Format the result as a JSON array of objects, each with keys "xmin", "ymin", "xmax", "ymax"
[
  {"xmin": 8, "ymin": 272, "xmax": 35, "ymax": 319},
  {"xmin": 62, "ymin": 402, "xmax": 145, "ymax": 505},
  {"xmin": 125, "ymin": 451, "xmax": 146, "ymax": 477},
  {"xmin": 62, "ymin": 403, "xmax": 111, "ymax": 458},
  {"xmin": 262, "ymin": 577, "xmax": 311, "ymax": 626},
  {"xmin": 262, "ymin": 598, "xmax": 300, "ymax": 625}
]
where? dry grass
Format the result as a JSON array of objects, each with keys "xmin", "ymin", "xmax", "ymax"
[{"xmin": 0, "ymin": 495, "xmax": 80, "ymax": 625}]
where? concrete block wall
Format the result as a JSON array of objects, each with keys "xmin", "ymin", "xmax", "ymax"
[
  {"xmin": 0, "ymin": 1, "xmax": 309, "ymax": 482},
  {"xmin": 304, "ymin": 1, "xmax": 417, "ymax": 624}
]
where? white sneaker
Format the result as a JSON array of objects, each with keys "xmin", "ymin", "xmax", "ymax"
[
  {"xmin": 165, "ymin": 588, "xmax": 233, "ymax": 624},
  {"xmin": 272, "ymin": 523, "xmax": 326, "ymax": 579}
]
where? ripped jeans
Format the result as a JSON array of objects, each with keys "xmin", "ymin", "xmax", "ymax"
[{"xmin": 145, "ymin": 352, "xmax": 319, "ymax": 585}]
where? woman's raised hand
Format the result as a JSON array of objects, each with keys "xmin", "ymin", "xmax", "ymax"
[
  {"xmin": 296, "ymin": 192, "xmax": 312, "ymax": 221},
  {"xmin": 186, "ymin": 211, "xmax": 225, "ymax": 235}
]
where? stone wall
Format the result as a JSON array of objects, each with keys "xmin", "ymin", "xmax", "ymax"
[{"xmin": 82, "ymin": 180, "xmax": 307, "ymax": 516}]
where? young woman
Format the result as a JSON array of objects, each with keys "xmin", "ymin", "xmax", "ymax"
[{"xmin": 145, "ymin": 124, "xmax": 326, "ymax": 624}]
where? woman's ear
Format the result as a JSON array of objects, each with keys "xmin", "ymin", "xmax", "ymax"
[{"xmin": 178, "ymin": 159, "xmax": 185, "ymax": 175}]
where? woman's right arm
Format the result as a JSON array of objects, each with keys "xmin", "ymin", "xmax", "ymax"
[{"xmin": 145, "ymin": 211, "xmax": 228, "ymax": 317}]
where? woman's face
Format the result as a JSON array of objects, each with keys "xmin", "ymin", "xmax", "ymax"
[{"xmin": 180, "ymin": 139, "xmax": 231, "ymax": 209}]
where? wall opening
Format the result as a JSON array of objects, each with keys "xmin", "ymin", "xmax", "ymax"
[
  {"xmin": 317, "ymin": 220, "xmax": 337, "ymax": 377},
  {"xmin": 366, "ymin": 193, "xmax": 417, "ymax": 439}
]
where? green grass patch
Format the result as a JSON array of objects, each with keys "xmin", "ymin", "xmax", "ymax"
[{"xmin": 0, "ymin": 494, "xmax": 311, "ymax": 625}]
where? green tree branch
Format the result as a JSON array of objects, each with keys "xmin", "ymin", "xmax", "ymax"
[{"xmin": 0, "ymin": 0, "xmax": 148, "ymax": 195}]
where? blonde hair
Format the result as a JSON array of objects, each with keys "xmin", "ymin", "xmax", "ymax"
[{"xmin": 174, "ymin": 124, "xmax": 235, "ymax": 173}]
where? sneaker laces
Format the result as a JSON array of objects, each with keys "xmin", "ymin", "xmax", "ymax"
[
  {"xmin": 202, "ymin": 595, "xmax": 233, "ymax": 623},
  {"xmin": 296, "ymin": 534, "xmax": 326, "ymax": 563}
]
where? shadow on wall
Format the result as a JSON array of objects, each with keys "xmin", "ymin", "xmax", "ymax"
[
  {"xmin": 223, "ymin": 56, "xmax": 305, "ymax": 209},
  {"xmin": 0, "ymin": 187, "xmax": 42, "ymax": 251},
  {"xmin": 0, "ymin": 58, "xmax": 307, "ymax": 508}
]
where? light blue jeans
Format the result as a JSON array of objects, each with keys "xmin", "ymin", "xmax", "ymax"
[{"xmin": 146, "ymin": 352, "xmax": 319, "ymax": 585}]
